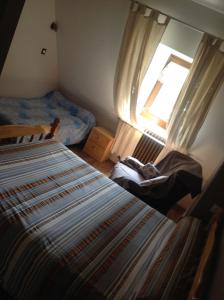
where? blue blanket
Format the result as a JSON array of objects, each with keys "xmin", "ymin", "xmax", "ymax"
[{"xmin": 0, "ymin": 91, "xmax": 96, "ymax": 145}]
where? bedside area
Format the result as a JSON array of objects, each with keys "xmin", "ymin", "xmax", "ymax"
[
  {"xmin": 83, "ymin": 127, "xmax": 114, "ymax": 162},
  {"xmin": 69, "ymin": 126, "xmax": 115, "ymax": 177}
]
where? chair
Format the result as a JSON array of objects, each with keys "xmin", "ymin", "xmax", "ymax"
[{"xmin": 110, "ymin": 151, "xmax": 202, "ymax": 214}]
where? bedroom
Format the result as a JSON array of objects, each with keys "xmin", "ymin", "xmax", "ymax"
[{"xmin": 0, "ymin": 0, "xmax": 224, "ymax": 299}]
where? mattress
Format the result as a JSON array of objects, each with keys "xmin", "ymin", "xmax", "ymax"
[
  {"xmin": 0, "ymin": 140, "xmax": 204, "ymax": 300},
  {"xmin": 0, "ymin": 91, "xmax": 96, "ymax": 145}
]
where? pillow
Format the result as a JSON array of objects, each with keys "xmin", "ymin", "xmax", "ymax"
[
  {"xmin": 139, "ymin": 163, "xmax": 160, "ymax": 179},
  {"xmin": 122, "ymin": 156, "xmax": 144, "ymax": 171}
]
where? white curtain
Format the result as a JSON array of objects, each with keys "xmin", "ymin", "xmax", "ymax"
[
  {"xmin": 111, "ymin": 2, "xmax": 169, "ymax": 161},
  {"xmin": 156, "ymin": 34, "xmax": 224, "ymax": 162},
  {"xmin": 110, "ymin": 121, "xmax": 142, "ymax": 162}
]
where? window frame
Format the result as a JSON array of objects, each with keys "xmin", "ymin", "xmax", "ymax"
[{"xmin": 141, "ymin": 54, "xmax": 192, "ymax": 129}]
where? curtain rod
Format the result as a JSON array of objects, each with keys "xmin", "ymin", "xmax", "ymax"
[{"xmin": 131, "ymin": 0, "xmax": 223, "ymax": 41}]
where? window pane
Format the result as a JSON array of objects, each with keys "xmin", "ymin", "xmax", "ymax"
[{"xmin": 149, "ymin": 62, "xmax": 189, "ymax": 121}]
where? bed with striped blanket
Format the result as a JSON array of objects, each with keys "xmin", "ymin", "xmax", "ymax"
[{"xmin": 0, "ymin": 140, "xmax": 204, "ymax": 300}]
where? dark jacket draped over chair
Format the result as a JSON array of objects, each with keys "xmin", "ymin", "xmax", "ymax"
[{"xmin": 110, "ymin": 151, "xmax": 202, "ymax": 214}]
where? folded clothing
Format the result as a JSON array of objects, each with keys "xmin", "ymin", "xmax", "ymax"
[{"xmin": 139, "ymin": 162, "xmax": 161, "ymax": 179}]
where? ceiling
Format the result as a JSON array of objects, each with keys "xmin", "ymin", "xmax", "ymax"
[{"xmin": 191, "ymin": 0, "xmax": 224, "ymax": 14}]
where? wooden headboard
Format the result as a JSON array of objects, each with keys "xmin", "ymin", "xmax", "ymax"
[{"xmin": 0, "ymin": 118, "xmax": 60, "ymax": 143}]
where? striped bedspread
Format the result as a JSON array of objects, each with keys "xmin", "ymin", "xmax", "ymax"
[{"xmin": 0, "ymin": 140, "xmax": 203, "ymax": 300}]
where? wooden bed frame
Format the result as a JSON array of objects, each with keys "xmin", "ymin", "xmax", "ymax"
[
  {"xmin": 0, "ymin": 118, "xmax": 60, "ymax": 143},
  {"xmin": 188, "ymin": 208, "xmax": 224, "ymax": 300}
]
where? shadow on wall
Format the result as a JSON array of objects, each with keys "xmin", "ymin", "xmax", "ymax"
[
  {"xmin": 190, "ymin": 83, "xmax": 224, "ymax": 181},
  {"xmin": 0, "ymin": 75, "xmax": 57, "ymax": 98},
  {"xmin": 60, "ymin": 87, "xmax": 118, "ymax": 134}
]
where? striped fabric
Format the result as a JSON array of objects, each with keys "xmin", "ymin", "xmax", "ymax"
[{"xmin": 0, "ymin": 140, "xmax": 203, "ymax": 300}]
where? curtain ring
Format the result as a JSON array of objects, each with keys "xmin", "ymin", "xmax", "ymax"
[
  {"xmin": 131, "ymin": 1, "xmax": 139, "ymax": 12},
  {"xmin": 157, "ymin": 14, "xmax": 169, "ymax": 25},
  {"xmin": 144, "ymin": 8, "xmax": 152, "ymax": 17}
]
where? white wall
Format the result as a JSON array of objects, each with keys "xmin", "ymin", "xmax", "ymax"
[
  {"xmin": 191, "ymin": 83, "xmax": 224, "ymax": 180},
  {"xmin": 55, "ymin": 0, "xmax": 129, "ymax": 132},
  {"xmin": 0, "ymin": 0, "xmax": 58, "ymax": 98},
  {"xmin": 161, "ymin": 20, "xmax": 203, "ymax": 58}
]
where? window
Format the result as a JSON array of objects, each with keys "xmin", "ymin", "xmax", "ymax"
[
  {"xmin": 141, "ymin": 54, "xmax": 191, "ymax": 128},
  {"xmin": 138, "ymin": 44, "xmax": 193, "ymax": 139}
]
